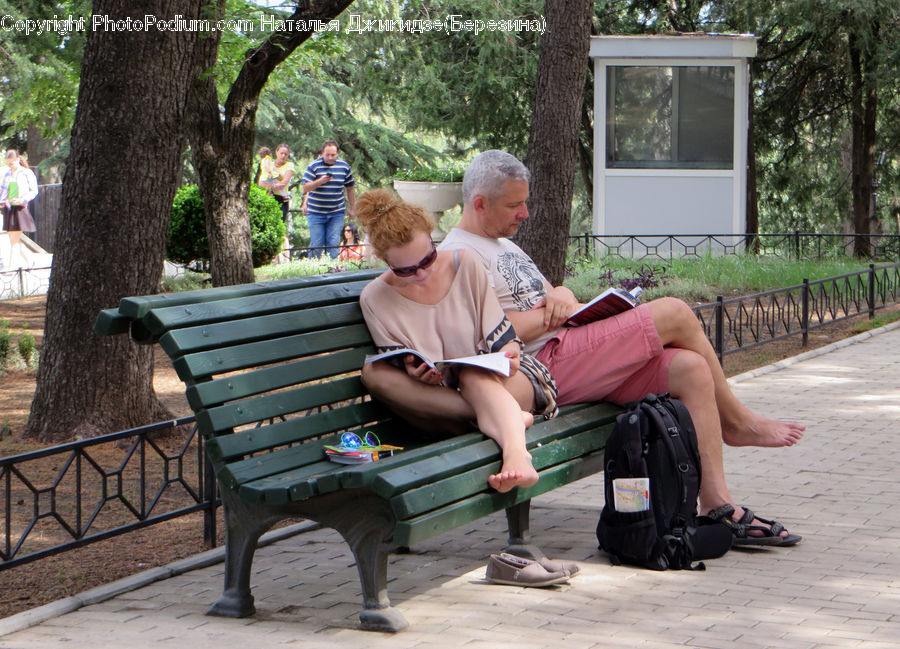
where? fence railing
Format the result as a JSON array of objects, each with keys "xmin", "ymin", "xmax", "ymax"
[
  {"xmin": 693, "ymin": 262, "xmax": 900, "ymax": 362},
  {"xmin": 0, "ymin": 265, "xmax": 53, "ymax": 301},
  {"xmin": 569, "ymin": 232, "xmax": 900, "ymax": 261},
  {"xmin": 0, "ymin": 417, "xmax": 215, "ymax": 570},
  {"xmin": 2, "ymin": 261, "xmax": 899, "ymax": 572}
]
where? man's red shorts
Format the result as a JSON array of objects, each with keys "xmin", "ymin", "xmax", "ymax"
[{"xmin": 535, "ymin": 304, "xmax": 678, "ymax": 406}]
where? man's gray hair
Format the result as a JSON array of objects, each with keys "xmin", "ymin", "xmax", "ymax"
[{"xmin": 462, "ymin": 150, "xmax": 530, "ymax": 205}]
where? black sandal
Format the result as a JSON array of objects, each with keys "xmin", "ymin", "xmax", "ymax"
[{"xmin": 707, "ymin": 504, "xmax": 801, "ymax": 547}]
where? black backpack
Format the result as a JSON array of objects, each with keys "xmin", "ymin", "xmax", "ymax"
[{"xmin": 596, "ymin": 393, "xmax": 732, "ymax": 570}]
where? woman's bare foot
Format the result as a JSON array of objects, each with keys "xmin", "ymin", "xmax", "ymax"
[
  {"xmin": 488, "ymin": 451, "xmax": 539, "ymax": 493},
  {"xmin": 723, "ymin": 414, "xmax": 805, "ymax": 448},
  {"xmin": 521, "ymin": 411, "xmax": 534, "ymax": 429}
]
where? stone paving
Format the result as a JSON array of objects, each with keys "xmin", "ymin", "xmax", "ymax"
[{"xmin": 2, "ymin": 323, "xmax": 899, "ymax": 649}]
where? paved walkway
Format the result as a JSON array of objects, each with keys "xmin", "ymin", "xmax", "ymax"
[{"xmin": 2, "ymin": 323, "xmax": 899, "ymax": 649}]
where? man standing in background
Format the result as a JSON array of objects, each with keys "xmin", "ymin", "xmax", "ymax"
[{"xmin": 301, "ymin": 140, "xmax": 355, "ymax": 258}]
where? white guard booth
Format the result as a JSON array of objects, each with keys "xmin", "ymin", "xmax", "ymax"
[{"xmin": 590, "ymin": 34, "xmax": 757, "ymax": 256}]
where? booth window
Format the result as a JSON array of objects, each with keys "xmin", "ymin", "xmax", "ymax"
[{"xmin": 606, "ymin": 65, "xmax": 734, "ymax": 169}]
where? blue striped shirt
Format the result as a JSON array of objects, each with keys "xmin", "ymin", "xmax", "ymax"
[{"xmin": 301, "ymin": 158, "xmax": 355, "ymax": 216}]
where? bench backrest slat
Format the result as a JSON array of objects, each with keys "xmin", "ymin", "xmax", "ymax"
[
  {"xmin": 118, "ymin": 269, "xmax": 381, "ymax": 319},
  {"xmin": 172, "ymin": 324, "xmax": 373, "ymax": 381},
  {"xmin": 159, "ymin": 302, "xmax": 365, "ymax": 357},
  {"xmin": 197, "ymin": 376, "xmax": 374, "ymax": 435},
  {"xmin": 186, "ymin": 348, "xmax": 371, "ymax": 411},
  {"xmin": 143, "ymin": 280, "xmax": 372, "ymax": 338}
]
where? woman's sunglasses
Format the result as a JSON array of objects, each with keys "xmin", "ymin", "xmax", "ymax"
[{"xmin": 389, "ymin": 245, "xmax": 437, "ymax": 278}]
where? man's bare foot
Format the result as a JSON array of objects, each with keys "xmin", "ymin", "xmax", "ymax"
[
  {"xmin": 488, "ymin": 452, "xmax": 539, "ymax": 493},
  {"xmin": 723, "ymin": 414, "xmax": 805, "ymax": 448}
]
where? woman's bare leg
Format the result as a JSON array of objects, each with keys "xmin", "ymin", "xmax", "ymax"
[{"xmin": 458, "ymin": 368, "xmax": 537, "ymax": 493}]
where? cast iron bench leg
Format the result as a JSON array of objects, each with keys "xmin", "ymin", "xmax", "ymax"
[
  {"xmin": 504, "ymin": 499, "xmax": 545, "ymax": 560},
  {"xmin": 207, "ymin": 490, "xmax": 273, "ymax": 618},
  {"xmin": 330, "ymin": 496, "xmax": 409, "ymax": 632}
]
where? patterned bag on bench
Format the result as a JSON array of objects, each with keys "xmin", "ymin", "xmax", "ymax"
[{"xmin": 596, "ymin": 393, "xmax": 732, "ymax": 570}]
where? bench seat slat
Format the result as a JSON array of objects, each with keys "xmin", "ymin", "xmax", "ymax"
[
  {"xmin": 370, "ymin": 403, "xmax": 616, "ymax": 498},
  {"xmin": 313, "ymin": 433, "xmax": 485, "ymax": 493},
  {"xmin": 207, "ymin": 410, "xmax": 395, "ymax": 465},
  {"xmin": 173, "ymin": 324, "xmax": 373, "ymax": 381},
  {"xmin": 142, "ymin": 281, "xmax": 373, "ymax": 338},
  {"xmin": 389, "ymin": 425, "xmax": 614, "ymax": 519},
  {"xmin": 216, "ymin": 404, "xmax": 389, "ymax": 484},
  {"xmin": 159, "ymin": 302, "xmax": 366, "ymax": 357},
  {"xmin": 186, "ymin": 348, "xmax": 372, "ymax": 411},
  {"xmin": 239, "ymin": 433, "xmax": 484, "ymax": 504},
  {"xmin": 237, "ymin": 459, "xmax": 339, "ymax": 503},
  {"xmin": 197, "ymin": 376, "xmax": 372, "ymax": 435},
  {"xmin": 393, "ymin": 453, "xmax": 606, "ymax": 548}
]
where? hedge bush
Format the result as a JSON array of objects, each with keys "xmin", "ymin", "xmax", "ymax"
[{"xmin": 168, "ymin": 184, "xmax": 285, "ymax": 268}]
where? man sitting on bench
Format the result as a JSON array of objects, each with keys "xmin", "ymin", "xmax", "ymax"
[{"xmin": 362, "ymin": 150, "xmax": 804, "ymax": 548}]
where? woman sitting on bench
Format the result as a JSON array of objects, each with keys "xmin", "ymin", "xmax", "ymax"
[{"xmin": 357, "ymin": 188, "xmax": 557, "ymax": 493}]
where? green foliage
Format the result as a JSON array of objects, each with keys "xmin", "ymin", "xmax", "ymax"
[
  {"xmin": 392, "ymin": 163, "xmax": 466, "ymax": 183},
  {"xmin": 17, "ymin": 326, "xmax": 36, "ymax": 367},
  {"xmin": 168, "ymin": 184, "xmax": 285, "ymax": 268},
  {"xmin": 254, "ymin": 256, "xmax": 374, "ymax": 281},
  {"xmin": 0, "ymin": 319, "xmax": 11, "ymax": 369}
]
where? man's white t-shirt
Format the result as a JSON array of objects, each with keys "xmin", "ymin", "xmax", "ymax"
[{"xmin": 439, "ymin": 228, "xmax": 558, "ymax": 354}]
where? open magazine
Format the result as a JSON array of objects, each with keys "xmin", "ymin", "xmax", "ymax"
[
  {"xmin": 363, "ymin": 349, "xmax": 510, "ymax": 377},
  {"xmin": 565, "ymin": 286, "xmax": 643, "ymax": 327}
]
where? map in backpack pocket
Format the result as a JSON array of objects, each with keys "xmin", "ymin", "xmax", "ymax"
[{"xmin": 612, "ymin": 478, "xmax": 651, "ymax": 512}]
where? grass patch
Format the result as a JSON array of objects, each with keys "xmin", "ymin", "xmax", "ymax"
[
  {"xmin": 853, "ymin": 311, "xmax": 900, "ymax": 332},
  {"xmin": 565, "ymin": 254, "xmax": 876, "ymax": 304}
]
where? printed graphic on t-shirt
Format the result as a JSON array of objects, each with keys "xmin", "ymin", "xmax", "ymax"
[{"xmin": 497, "ymin": 251, "xmax": 546, "ymax": 311}]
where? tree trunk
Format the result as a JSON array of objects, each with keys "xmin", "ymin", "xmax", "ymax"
[
  {"xmin": 517, "ymin": 0, "xmax": 592, "ymax": 287},
  {"xmin": 848, "ymin": 26, "xmax": 878, "ymax": 257},
  {"xmin": 24, "ymin": 0, "xmax": 204, "ymax": 443},
  {"xmin": 745, "ymin": 66, "xmax": 760, "ymax": 253},
  {"xmin": 191, "ymin": 0, "xmax": 354, "ymax": 287}
]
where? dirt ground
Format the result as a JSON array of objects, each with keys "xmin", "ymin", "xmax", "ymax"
[{"xmin": 0, "ymin": 295, "xmax": 897, "ymax": 619}]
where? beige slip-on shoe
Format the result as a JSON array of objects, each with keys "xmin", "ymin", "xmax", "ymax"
[
  {"xmin": 499, "ymin": 552, "xmax": 581, "ymax": 577},
  {"xmin": 485, "ymin": 553, "xmax": 569, "ymax": 587}
]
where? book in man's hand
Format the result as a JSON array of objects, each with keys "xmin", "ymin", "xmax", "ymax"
[
  {"xmin": 565, "ymin": 286, "xmax": 643, "ymax": 327},
  {"xmin": 363, "ymin": 349, "xmax": 510, "ymax": 377}
]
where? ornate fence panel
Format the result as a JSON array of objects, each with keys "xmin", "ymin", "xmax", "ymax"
[
  {"xmin": 692, "ymin": 263, "xmax": 900, "ymax": 362},
  {"xmin": 0, "ymin": 417, "xmax": 217, "ymax": 570}
]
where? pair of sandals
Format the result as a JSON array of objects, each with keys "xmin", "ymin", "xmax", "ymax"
[{"xmin": 707, "ymin": 504, "xmax": 802, "ymax": 547}]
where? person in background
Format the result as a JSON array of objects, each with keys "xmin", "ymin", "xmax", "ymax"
[
  {"xmin": 254, "ymin": 146, "xmax": 275, "ymax": 191},
  {"xmin": 301, "ymin": 140, "xmax": 355, "ymax": 258},
  {"xmin": 269, "ymin": 144, "xmax": 294, "ymax": 227},
  {"xmin": 338, "ymin": 222, "xmax": 363, "ymax": 261},
  {"xmin": 0, "ymin": 150, "xmax": 38, "ymax": 269}
]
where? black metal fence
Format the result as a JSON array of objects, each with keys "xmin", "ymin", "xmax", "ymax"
[
  {"xmin": 694, "ymin": 262, "xmax": 900, "ymax": 363},
  {"xmin": 0, "ymin": 417, "xmax": 215, "ymax": 570},
  {"xmin": 30, "ymin": 184, "xmax": 62, "ymax": 253},
  {"xmin": 2, "ymin": 261, "xmax": 899, "ymax": 572},
  {"xmin": 569, "ymin": 232, "xmax": 900, "ymax": 261}
]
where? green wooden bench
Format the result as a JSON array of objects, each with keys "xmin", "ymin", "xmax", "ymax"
[{"xmin": 95, "ymin": 268, "xmax": 621, "ymax": 632}]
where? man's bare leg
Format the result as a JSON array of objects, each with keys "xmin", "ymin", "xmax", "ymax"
[
  {"xmin": 667, "ymin": 349, "xmax": 791, "ymax": 539},
  {"xmin": 649, "ymin": 297, "xmax": 805, "ymax": 447}
]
